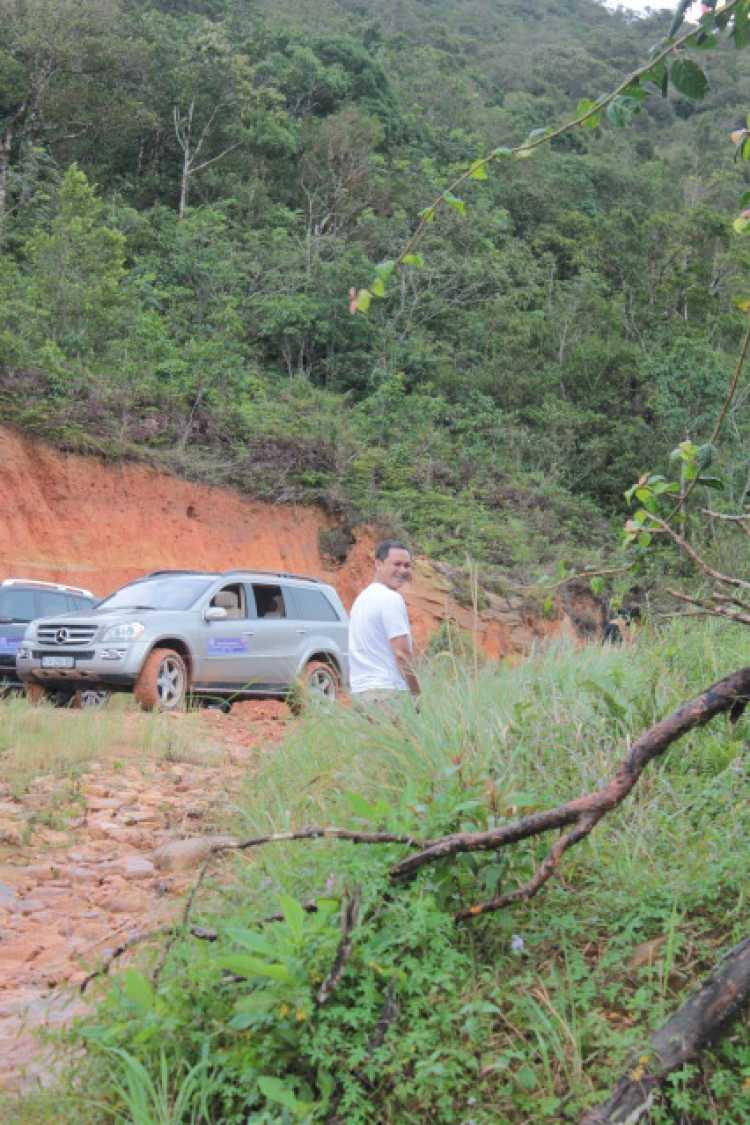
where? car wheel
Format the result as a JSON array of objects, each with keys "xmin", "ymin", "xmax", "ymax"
[
  {"xmin": 288, "ymin": 659, "xmax": 342, "ymax": 715},
  {"xmin": 79, "ymin": 689, "xmax": 111, "ymax": 709},
  {"xmin": 134, "ymin": 648, "xmax": 188, "ymax": 712},
  {"xmin": 23, "ymin": 681, "xmax": 47, "ymax": 705}
]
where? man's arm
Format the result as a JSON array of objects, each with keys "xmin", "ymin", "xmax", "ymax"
[{"xmin": 390, "ymin": 634, "xmax": 420, "ymax": 697}]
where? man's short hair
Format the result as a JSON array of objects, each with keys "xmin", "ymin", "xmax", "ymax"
[{"xmin": 375, "ymin": 539, "xmax": 411, "ymax": 561}]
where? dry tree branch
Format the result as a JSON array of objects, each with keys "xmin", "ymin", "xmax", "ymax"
[
  {"xmin": 699, "ymin": 508, "xmax": 750, "ymax": 538},
  {"xmin": 316, "ymin": 885, "xmax": 362, "ymax": 1007},
  {"xmin": 389, "ymin": 666, "xmax": 750, "ymax": 920},
  {"xmin": 150, "ymin": 827, "xmax": 424, "ymax": 984},
  {"xmin": 648, "ymin": 516, "xmax": 750, "ymax": 591},
  {"xmin": 81, "ymin": 924, "xmax": 218, "ymax": 993},
  {"xmin": 579, "ymin": 935, "xmax": 750, "ymax": 1125}
]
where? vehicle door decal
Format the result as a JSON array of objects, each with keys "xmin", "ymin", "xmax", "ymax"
[
  {"xmin": 0, "ymin": 635, "xmax": 20, "ymax": 653},
  {"xmin": 207, "ymin": 636, "xmax": 250, "ymax": 656}
]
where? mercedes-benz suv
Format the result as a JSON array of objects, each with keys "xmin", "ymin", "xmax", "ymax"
[
  {"xmin": 17, "ymin": 569, "xmax": 349, "ymax": 712},
  {"xmin": 0, "ymin": 578, "xmax": 108, "ymax": 706}
]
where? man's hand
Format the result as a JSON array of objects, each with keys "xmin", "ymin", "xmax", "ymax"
[{"xmin": 390, "ymin": 634, "xmax": 421, "ymax": 698}]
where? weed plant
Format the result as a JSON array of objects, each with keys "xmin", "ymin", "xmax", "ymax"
[{"xmin": 8, "ymin": 621, "xmax": 749, "ymax": 1124}]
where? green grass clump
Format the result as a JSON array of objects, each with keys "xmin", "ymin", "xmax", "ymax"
[{"xmin": 8, "ymin": 620, "xmax": 748, "ymax": 1124}]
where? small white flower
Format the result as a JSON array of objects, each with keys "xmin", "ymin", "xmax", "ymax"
[{"xmin": 511, "ymin": 934, "xmax": 525, "ymax": 952}]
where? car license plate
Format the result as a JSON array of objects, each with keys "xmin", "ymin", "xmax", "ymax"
[{"xmin": 42, "ymin": 655, "xmax": 75, "ymax": 669}]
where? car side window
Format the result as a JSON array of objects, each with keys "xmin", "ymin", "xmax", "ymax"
[
  {"xmin": 209, "ymin": 584, "xmax": 247, "ymax": 620},
  {"xmin": 291, "ymin": 588, "xmax": 340, "ymax": 622},
  {"xmin": 251, "ymin": 584, "xmax": 287, "ymax": 619},
  {"xmin": 0, "ymin": 588, "xmax": 36, "ymax": 622}
]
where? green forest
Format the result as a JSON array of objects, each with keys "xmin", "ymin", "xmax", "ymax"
[{"xmin": 2, "ymin": 0, "xmax": 748, "ymax": 579}]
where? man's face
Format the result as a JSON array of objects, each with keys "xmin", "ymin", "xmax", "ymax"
[{"xmin": 374, "ymin": 547, "xmax": 412, "ymax": 591}]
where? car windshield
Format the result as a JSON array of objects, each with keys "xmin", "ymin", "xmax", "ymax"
[{"xmin": 97, "ymin": 577, "xmax": 213, "ymax": 612}]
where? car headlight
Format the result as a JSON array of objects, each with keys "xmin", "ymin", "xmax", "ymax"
[{"xmin": 101, "ymin": 622, "xmax": 146, "ymax": 642}]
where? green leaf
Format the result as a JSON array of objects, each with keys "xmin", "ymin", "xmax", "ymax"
[
  {"xmin": 120, "ymin": 969, "xmax": 154, "ymax": 1012},
  {"xmin": 225, "ymin": 928, "xmax": 279, "ymax": 958},
  {"xmin": 370, "ymin": 278, "xmax": 386, "ymax": 298},
  {"xmin": 733, "ymin": 215, "xmax": 750, "ymax": 234},
  {"xmin": 620, "ymin": 82, "xmax": 646, "ymax": 102},
  {"xmin": 696, "ymin": 443, "xmax": 716, "ymax": 470},
  {"xmin": 742, "ymin": 136, "xmax": 750, "ymax": 162},
  {"xmin": 443, "ymin": 191, "xmax": 466, "ymax": 215},
  {"xmin": 741, "ymin": 190, "xmax": 750, "ymax": 207},
  {"xmin": 402, "ymin": 253, "xmax": 423, "ymax": 267},
  {"xmin": 418, "ymin": 205, "xmax": 435, "ymax": 223},
  {"xmin": 469, "ymin": 160, "xmax": 488, "ymax": 180},
  {"xmin": 642, "ymin": 61, "xmax": 667, "ymax": 87},
  {"xmin": 528, "ymin": 126, "xmax": 551, "ymax": 140},
  {"xmin": 670, "ymin": 58, "xmax": 709, "ymax": 100},
  {"xmin": 355, "ymin": 289, "xmax": 371, "ymax": 314},
  {"xmin": 516, "ymin": 1064, "xmax": 538, "ymax": 1091},
  {"xmin": 669, "ymin": 0, "xmax": 693, "ymax": 37},
  {"xmin": 698, "ymin": 475, "xmax": 725, "ymax": 490},
  {"xmin": 607, "ymin": 96, "xmax": 641, "ymax": 128},
  {"xmin": 516, "ymin": 146, "xmax": 534, "ymax": 159},
  {"xmin": 281, "ymin": 896, "xmax": 305, "ymax": 945},
  {"xmin": 258, "ymin": 1076, "xmax": 306, "ymax": 1113},
  {"xmin": 374, "ymin": 260, "xmax": 395, "ymax": 282},
  {"xmin": 344, "ymin": 790, "xmax": 380, "ymax": 820},
  {"xmin": 590, "ymin": 577, "xmax": 603, "ymax": 595},
  {"xmin": 576, "ymin": 98, "xmax": 602, "ymax": 128},
  {"xmin": 491, "ymin": 146, "xmax": 513, "ymax": 158},
  {"xmin": 218, "ymin": 955, "xmax": 296, "ymax": 984},
  {"xmin": 638, "ymin": 532, "xmax": 652, "ymax": 547}
]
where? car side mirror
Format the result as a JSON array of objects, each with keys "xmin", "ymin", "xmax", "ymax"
[
  {"xmin": 204, "ymin": 606, "xmax": 227, "ymax": 621},
  {"xmin": 0, "ymin": 615, "xmax": 12, "ymax": 624}
]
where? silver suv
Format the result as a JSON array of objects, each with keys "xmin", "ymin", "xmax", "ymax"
[
  {"xmin": 0, "ymin": 578, "xmax": 108, "ymax": 706},
  {"xmin": 17, "ymin": 569, "xmax": 349, "ymax": 712}
]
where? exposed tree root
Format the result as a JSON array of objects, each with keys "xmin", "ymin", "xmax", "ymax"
[{"xmin": 579, "ymin": 935, "xmax": 750, "ymax": 1124}]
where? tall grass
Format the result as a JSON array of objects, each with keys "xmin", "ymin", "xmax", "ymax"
[{"xmin": 6, "ymin": 619, "xmax": 748, "ymax": 1125}]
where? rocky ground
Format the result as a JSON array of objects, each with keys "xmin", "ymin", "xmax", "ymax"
[{"xmin": 0, "ymin": 702, "xmax": 290, "ymax": 1092}]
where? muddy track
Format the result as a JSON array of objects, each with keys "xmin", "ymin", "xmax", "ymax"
[{"xmin": 0, "ymin": 703, "xmax": 289, "ymax": 1091}]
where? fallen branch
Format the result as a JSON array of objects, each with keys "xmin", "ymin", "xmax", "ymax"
[
  {"xmin": 317, "ymin": 886, "xmax": 362, "ymax": 1007},
  {"xmin": 579, "ymin": 934, "xmax": 750, "ymax": 1124},
  {"xmin": 81, "ymin": 924, "xmax": 218, "ymax": 993},
  {"xmin": 389, "ymin": 666, "xmax": 750, "ymax": 922},
  {"xmin": 151, "ymin": 827, "xmax": 423, "ymax": 984}
]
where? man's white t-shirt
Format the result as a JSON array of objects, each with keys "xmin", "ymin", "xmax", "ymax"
[{"xmin": 349, "ymin": 582, "xmax": 411, "ymax": 693}]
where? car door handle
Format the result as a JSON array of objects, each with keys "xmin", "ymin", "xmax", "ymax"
[
  {"xmin": 242, "ymin": 631, "xmax": 255, "ymax": 637},
  {"xmin": 296, "ymin": 629, "xmax": 307, "ymax": 635}
]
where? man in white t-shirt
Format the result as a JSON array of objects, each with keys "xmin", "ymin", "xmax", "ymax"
[{"xmin": 349, "ymin": 540, "xmax": 420, "ymax": 713}]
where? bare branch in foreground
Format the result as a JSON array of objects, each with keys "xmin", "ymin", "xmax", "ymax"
[
  {"xmin": 81, "ymin": 924, "xmax": 218, "ymax": 993},
  {"xmin": 317, "ymin": 886, "xmax": 362, "ymax": 1007},
  {"xmin": 150, "ymin": 827, "xmax": 424, "ymax": 984},
  {"xmin": 579, "ymin": 935, "xmax": 750, "ymax": 1124},
  {"xmin": 389, "ymin": 666, "xmax": 750, "ymax": 921}
]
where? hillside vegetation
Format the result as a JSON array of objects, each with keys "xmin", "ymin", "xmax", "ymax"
[
  {"xmin": 3, "ymin": 621, "xmax": 748, "ymax": 1124},
  {"xmin": 1, "ymin": 0, "xmax": 749, "ymax": 579}
]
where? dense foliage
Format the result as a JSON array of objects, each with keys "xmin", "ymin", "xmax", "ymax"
[
  {"xmin": 1, "ymin": 0, "xmax": 749, "ymax": 573},
  {"xmin": 5, "ymin": 622, "xmax": 747, "ymax": 1125}
]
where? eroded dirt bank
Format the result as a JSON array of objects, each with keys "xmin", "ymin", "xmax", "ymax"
[{"xmin": 0, "ymin": 426, "xmax": 599, "ymax": 653}]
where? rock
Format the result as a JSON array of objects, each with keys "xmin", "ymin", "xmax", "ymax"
[
  {"xmin": 154, "ymin": 836, "xmax": 238, "ymax": 872},
  {"xmin": 0, "ymin": 883, "xmax": 19, "ymax": 909},
  {"xmin": 105, "ymin": 856, "xmax": 155, "ymax": 880}
]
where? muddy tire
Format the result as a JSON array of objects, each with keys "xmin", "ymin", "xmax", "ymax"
[
  {"xmin": 134, "ymin": 648, "xmax": 188, "ymax": 712},
  {"xmin": 23, "ymin": 681, "xmax": 47, "ymax": 705},
  {"xmin": 288, "ymin": 659, "xmax": 342, "ymax": 715}
]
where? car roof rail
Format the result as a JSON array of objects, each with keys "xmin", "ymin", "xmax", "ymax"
[
  {"xmin": 222, "ymin": 569, "xmax": 324, "ymax": 585},
  {"xmin": 144, "ymin": 570, "xmax": 212, "ymax": 579},
  {"xmin": 1, "ymin": 577, "xmax": 95, "ymax": 598}
]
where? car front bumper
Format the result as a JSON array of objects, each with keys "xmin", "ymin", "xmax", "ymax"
[{"xmin": 17, "ymin": 640, "xmax": 152, "ymax": 689}]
